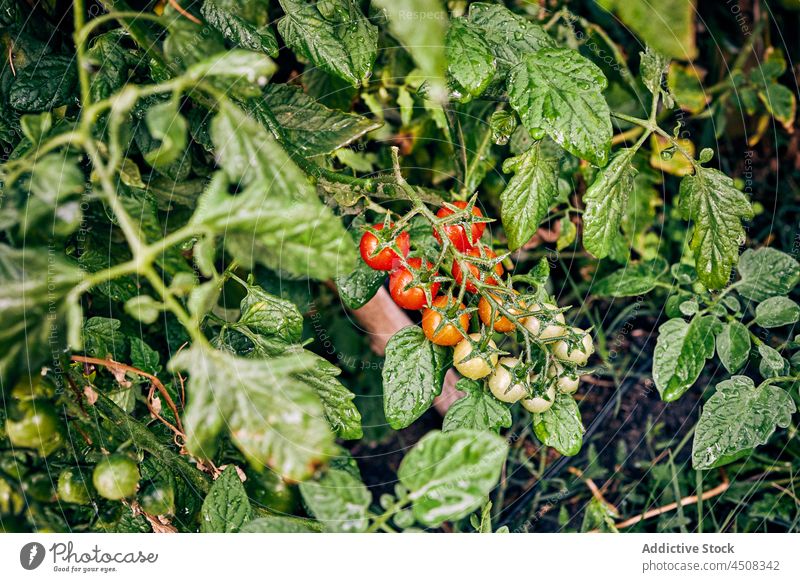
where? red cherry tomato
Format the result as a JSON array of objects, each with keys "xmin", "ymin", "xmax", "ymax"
[
  {"xmin": 452, "ymin": 246, "xmax": 504, "ymax": 293},
  {"xmin": 359, "ymin": 224, "xmax": 410, "ymax": 271},
  {"xmin": 433, "ymin": 201, "xmax": 485, "ymax": 251},
  {"xmin": 389, "ymin": 258, "xmax": 441, "ymax": 310}
]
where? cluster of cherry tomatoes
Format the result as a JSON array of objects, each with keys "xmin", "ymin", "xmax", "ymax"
[{"xmin": 359, "ymin": 200, "xmax": 594, "ymax": 414}]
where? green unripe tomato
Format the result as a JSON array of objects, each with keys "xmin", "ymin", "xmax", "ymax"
[
  {"xmin": 93, "ymin": 455, "xmax": 140, "ymax": 500},
  {"xmin": 11, "ymin": 376, "xmax": 53, "ymax": 401},
  {"xmin": 5, "ymin": 401, "xmax": 64, "ymax": 456},
  {"xmin": 23, "ymin": 473, "xmax": 55, "ymax": 502},
  {"xmin": 58, "ymin": 468, "xmax": 94, "ymax": 504},
  {"xmin": 245, "ymin": 470, "xmax": 299, "ymax": 514},
  {"xmin": 139, "ymin": 481, "xmax": 175, "ymax": 516},
  {"xmin": 0, "ymin": 478, "xmax": 24, "ymax": 515}
]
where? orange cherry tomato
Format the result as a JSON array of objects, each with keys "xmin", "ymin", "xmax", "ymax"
[
  {"xmin": 421, "ymin": 296, "xmax": 470, "ymax": 346},
  {"xmin": 478, "ymin": 292, "xmax": 523, "ymax": 333},
  {"xmin": 452, "ymin": 246, "xmax": 504, "ymax": 293}
]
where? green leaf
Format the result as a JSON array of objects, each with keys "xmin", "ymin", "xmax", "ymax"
[
  {"xmin": 124, "ymin": 295, "xmax": 162, "ymax": 325},
  {"xmin": 445, "ymin": 19, "xmax": 495, "ymax": 98},
  {"xmin": 82, "ymin": 317, "xmax": 125, "ymax": 360},
  {"xmin": 129, "ymin": 337, "xmax": 161, "ymax": 375},
  {"xmin": 466, "ymin": 3, "xmax": 554, "ymax": 71},
  {"xmin": 759, "ymin": 83, "xmax": 796, "ymax": 132},
  {"xmin": 755, "ymin": 296, "xmax": 800, "ymax": 328},
  {"xmin": 235, "ymin": 280, "xmax": 304, "ymax": 345},
  {"xmin": 201, "ymin": 0, "xmax": 279, "ymax": 57},
  {"xmin": 201, "ymin": 103, "xmax": 355, "ymax": 279},
  {"xmin": 678, "ymin": 166, "xmax": 753, "ymax": 289},
  {"xmin": 597, "ymin": 0, "xmax": 697, "ymax": 60},
  {"xmin": 459, "ymin": 101, "xmax": 499, "ymax": 192},
  {"xmin": 297, "ymin": 356, "xmax": 363, "ymax": 440},
  {"xmin": 715, "ymin": 321, "xmax": 750, "ymax": 373},
  {"xmin": 592, "ymin": 258, "xmax": 668, "ymax": 297},
  {"xmin": 382, "ymin": 326, "xmax": 449, "ymax": 429},
  {"xmin": 86, "ymin": 30, "xmax": 135, "ymax": 101},
  {"xmin": 667, "ymin": 63, "xmax": 708, "ymax": 114},
  {"xmin": 168, "ymin": 345, "xmax": 337, "ymax": 481},
  {"xmin": 9, "ymin": 54, "xmax": 77, "ymax": 112},
  {"xmin": 335, "ymin": 252, "xmax": 385, "ymax": 310},
  {"xmin": 442, "ymin": 379, "xmax": 512, "ymax": 433},
  {"xmin": 581, "ymin": 497, "xmax": 619, "ymax": 533},
  {"xmin": 737, "ymin": 247, "xmax": 800, "ymax": 302},
  {"xmin": 27, "ymin": 154, "xmax": 85, "ymax": 205},
  {"xmin": 240, "ymin": 516, "xmax": 322, "ymax": 532},
  {"xmin": 489, "ymin": 110, "xmax": 518, "ymax": 146},
  {"xmin": 373, "ymin": 0, "xmax": 448, "ymax": 93},
  {"xmin": 640, "ymin": 46, "xmax": 671, "ymax": 100},
  {"xmin": 532, "ymin": 392, "xmax": 584, "ymax": 456},
  {"xmin": 201, "ymin": 466, "xmax": 252, "ymax": 532},
  {"xmin": 143, "ymin": 101, "xmax": 188, "ymax": 170},
  {"xmin": 164, "ymin": 13, "xmax": 226, "ymax": 70},
  {"xmin": 0, "ymin": 244, "xmax": 83, "ymax": 387},
  {"xmin": 398, "ymin": 429, "xmax": 508, "ymax": 527},
  {"xmin": 557, "ymin": 216, "xmax": 577, "ymax": 251},
  {"xmin": 499, "ymin": 140, "xmax": 560, "ymax": 250},
  {"xmin": 583, "ymin": 148, "xmax": 637, "ymax": 258},
  {"xmin": 209, "ymin": 100, "xmax": 311, "ymax": 197},
  {"xmin": 278, "ymin": 0, "xmax": 377, "ymax": 87},
  {"xmin": 692, "ymin": 376, "xmax": 796, "ymax": 470},
  {"xmin": 192, "ymin": 172, "xmax": 353, "ymax": 281},
  {"xmin": 259, "ymin": 84, "xmax": 381, "ymax": 157},
  {"xmin": 508, "ymin": 48, "xmax": 612, "ymax": 167},
  {"xmin": 185, "ymin": 49, "xmax": 277, "ymax": 85},
  {"xmin": 653, "ymin": 315, "xmax": 717, "ymax": 401},
  {"xmin": 758, "ymin": 344, "xmax": 786, "ymax": 378},
  {"xmin": 299, "ymin": 468, "xmax": 371, "ymax": 532}
]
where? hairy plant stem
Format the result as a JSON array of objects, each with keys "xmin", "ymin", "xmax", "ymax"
[{"xmin": 366, "ymin": 496, "xmax": 410, "ymax": 533}]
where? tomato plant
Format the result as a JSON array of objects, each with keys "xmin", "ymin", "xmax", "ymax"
[{"xmin": 0, "ymin": 0, "xmax": 798, "ymax": 536}]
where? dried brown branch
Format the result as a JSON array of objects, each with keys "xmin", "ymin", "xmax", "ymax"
[{"xmin": 70, "ymin": 355, "xmax": 185, "ymax": 445}]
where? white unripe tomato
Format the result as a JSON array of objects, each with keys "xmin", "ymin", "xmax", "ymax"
[
  {"xmin": 453, "ymin": 333, "xmax": 498, "ymax": 380},
  {"xmin": 547, "ymin": 362, "xmax": 580, "ymax": 394},
  {"xmin": 487, "ymin": 357, "xmax": 528, "ymax": 403},
  {"xmin": 551, "ymin": 327, "xmax": 594, "ymax": 365},
  {"xmin": 522, "ymin": 303, "xmax": 567, "ymax": 340},
  {"xmin": 520, "ymin": 380, "xmax": 556, "ymax": 413}
]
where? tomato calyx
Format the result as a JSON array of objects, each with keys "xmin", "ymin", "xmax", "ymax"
[
  {"xmin": 452, "ymin": 245, "xmax": 506, "ymax": 293},
  {"xmin": 478, "ymin": 290, "xmax": 524, "ymax": 332},
  {"xmin": 454, "ymin": 332, "xmax": 504, "ymax": 369}
]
